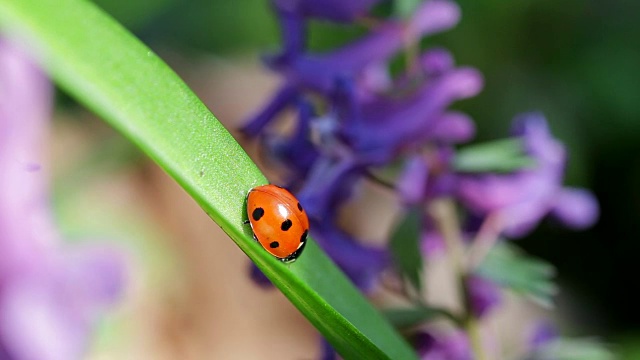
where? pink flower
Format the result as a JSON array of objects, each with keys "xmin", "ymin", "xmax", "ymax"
[{"xmin": 0, "ymin": 39, "xmax": 126, "ymax": 360}]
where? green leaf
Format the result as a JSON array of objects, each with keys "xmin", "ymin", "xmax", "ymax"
[
  {"xmin": 91, "ymin": 0, "xmax": 174, "ymax": 29},
  {"xmin": 394, "ymin": 0, "xmax": 422, "ymax": 19},
  {"xmin": 454, "ymin": 138, "xmax": 536, "ymax": 173},
  {"xmin": 616, "ymin": 333, "xmax": 640, "ymax": 359},
  {"xmin": 476, "ymin": 242, "xmax": 558, "ymax": 308},
  {"xmin": 389, "ymin": 206, "xmax": 424, "ymax": 292},
  {"xmin": 384, "ymin": 306, "xmax": 461, "ymax": 329},
  {"xmin": 0, "ymin": 0, "xmax": 417, "ymax": 358},
  {"xmin": 528, "ymin": 338, "xmax": 614, "ymax": 360}
]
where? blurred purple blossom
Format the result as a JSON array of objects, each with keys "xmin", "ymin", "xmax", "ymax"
[
  {"xmin": 249, "ymin": 263, "xmax": 273, "ymax": 288},
  {"xmin": 338, "ymin": 66, "xmax": 482, "ymax": 164},
  {"xmin": 243, "ymin": 0, "xmax": 463, "ymax": 136},
  {"xmin": 397, "ymin": 155, "xmax": 430, "ymax": 205},
  {"xmin": 529, "ymin": 322, "xmax": 558, "ymax": 350},
  {"xmin": 311, "ymin": 219, "xmax": 388, "ymax": 291},
  {"xmin": 420, "ymin": 230, "xmax": 446, "ymax": 257},
  {"xmin": 397, "ymin": 146, "xmax": 457, "ymax": 206},
  {"xmin": 243, "ymin": 1, "xmax": 600, "ymax": 358},
  {"xmin": 244, "ymin": 0, "xmax": 482, "ymax": 291},
  {"xmin": 466, "ymin": 275, "xmax": 502, "ymax": 318},
  {"xmin": 272, "ymin": 0, "xmax": 383, "ymax": 22},
  {"xmin": 550, "ymin": 188, "xmax": 599, "ymax": 230},
  {"xmin": 0, "ymin": 39, "xmax": 126, "ymax": 359},
  {"xmin": 413, "ymin": 330, "xmax": 472, "ymax": 360},
  {"xmin": 457, "ymin": 113, "xmax": 599, "ymax": 238},
  {"xmin": 262, "ymin": 100, "xmax": 319, "ymax": 183},
  {"xmin": 319, "ymin": 336, "xmax": 337, "ymax": 360}
]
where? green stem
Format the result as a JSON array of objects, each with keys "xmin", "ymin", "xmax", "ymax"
[
  {"xmin": 428, "ymin": 199, "xmax": 488, "ymax": 360},
  {"xmin": 466, "ymin": 315, "xmax": 487, "ymax": 360},
  {"xmin": 467, "ymin": 212, "xmax": 504, "ymax": 270},
  {"xmin": 427, "ymin": 199, "xmax": 466, "ymax": 274}
]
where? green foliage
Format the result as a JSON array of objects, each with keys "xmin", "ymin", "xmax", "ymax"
[
  {"xmin": 476, "ymin": 242, "xmax": 558, "ymax": 308},
  {"xmin": 389, "ymin": 206, "xmax": 424, "ymax": 293},
  {"xmin": 393, "ymin": 0, "xmax": 421, "ymax": 19},
  {"xmin": 384, "ymin": 306, "xmax": 461, "ymax": 329},
  {"xmin": 615, "ymin": 333, "xmax": 640, "ymax": 359},
  {"xmin": 0, "ymin": 0, "xmax": 417, "ymax": 358},
  {"xmin": 91, "ymin": 0, "xmax": 173, "ymax": 29},
  {"xmin": 527, "ymin": 338, "xmax": 614, "ymax": 360},
  {"xmin": 454, "ymin": 138, "xmax": 535, "ymax": 173}
]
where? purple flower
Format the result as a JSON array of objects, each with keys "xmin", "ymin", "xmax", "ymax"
[
  {"xmin": 295, "ymin": 156, "xmax": 363, "ymax": 220},
  {"xmin": 272, "ymin": 0, "xmax": 383, "ymax": 22},
  {"xmin": 550, "ymin": 188, "xmax": 599, "ymax": 230},
  {"xmin": 529, "ymin": 321, "xmax": 558, "ymax": 350},
  {"xmin": 243, "ymin": 0, "xmax": 463, "ymax": 136},
  {"xmin": 0, "ymin": 39, "xmax": 126, "ymax": 359},
  {"xmin": 245, "ymin": 0, "xmax": 481, "ymax": 291},
  {"xmin": 243, "ymin": 0, "xmax": 602, "ymax": 356},
  {"xmin": 249, "ymin": 263, "xmax": 273, "ymax": 288},
  {"xmin": 421, "ymin": 230, "xmax": 446, "ymax": 257},
  {"xmin": 420, "ymin": 47, "xmax": 455, "ymax": 77},
  {"xmin": 262, "ymin": 99, "xmax": 319, "ymax": 183},
  {"xmin": 429, "ymin": 111, "xmax": 475, "ymax": 143},
  {"xmin": 457, "ymin": 113, "xmax": 599, "ymax": 238},
  {"xmin": 311, "ymin": 221, "xmax": 388, "ymax": 291},
  {"xmin": 397, "ymin": 155, "xmax": 430, "ymax": 205},
  {"xmin": 413, "ymin": 330, "xmax": 472, "ymax": 360},
  {"xmin": 466, "ymin": 275, "xmax": 502, "ymax": 318},
  {"xmin": 340, "ymin": 67, "xmax": 482, "ymax": 164},
  {"xmin": 319, "ymin": 336, "xmax": 337, "ymax": 360},
  {"xmin": 0, "ymin": 246, "xmax": 125, "ymax": 360},
  {"xmin": 396, "ymin": 147, "xmax": 458, "ymax": 206}
]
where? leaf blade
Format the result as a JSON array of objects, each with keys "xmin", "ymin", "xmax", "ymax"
[
  {"xmin": 389, "ymin": 206, "xmax": 424, "ymax": 292},
  {"xmin": 476, "ymin": 242, "xmax": 558, "ymax": 308},
  {"xmin": 454, "ymin": 138, "xmax": 536, "ymax": 173},
  {"xmin": 0, "ymin": 0, "xmax": 417, "ymax": 358}
]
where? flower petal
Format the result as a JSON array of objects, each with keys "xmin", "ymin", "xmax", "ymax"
[
  {"xmin": 0, "ymin": 278, "xmax": 88, "ymax": 360},
  {"xmin": 551, "ymin": 187, "xmax": 599, "ymax": 229},
  {"xmin": 430, "ymin": 111, "xmax": 476, "ymax": 143},
  {"xmin": 313, "ymin": 222, "xmax": 389, "ymax": 292},
  {"xmin": 397, "ymin": 155, "xmax": 429, "ymax": 204},
  {"xmin": 240, "ymin": 85, "xmax": 297, "ymax": 136},
  {"xmin": 467, "ymin": 275, "xmax": 502, "ymax": 318},
  {"xmin": 420, "ymin": 47, "xmax": 455, "ymax": 77},
  {"xmin": 273, "ymin": 0, "xmax": 383, "ymax": 22}
]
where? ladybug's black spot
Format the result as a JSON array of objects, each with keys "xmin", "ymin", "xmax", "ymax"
[
  {"xmin": 297, "ymin": 202, "xmax": 303, "ymax": 211},
  {"xmin": 281, "ymin": 219, "xmax": 293, "ymax": 231},
  {"xmin": 269, "ymin": 241, "xmax": 280, "ymax": 248},
  {"xmin": 252, "ymin": 208, "xmax": 265, "ymax": 221},
  {"xmin": 300, "ymin": 230, "xmax": 308, "ymax": 243}
]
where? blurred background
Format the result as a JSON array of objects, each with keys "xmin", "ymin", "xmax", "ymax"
[{"xmin": 45, "ymin": 0, "xmax": 640, "ymax": 358}]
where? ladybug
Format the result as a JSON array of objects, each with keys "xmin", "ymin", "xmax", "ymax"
[{"xmin": 246, "ymin": 184, "xmax": 309, "ymax": 263}]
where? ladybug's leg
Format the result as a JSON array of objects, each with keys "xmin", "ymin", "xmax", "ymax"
[
  {"xmin": 281, "ymin": 238, "xmax": 307, "ymax": 264},
  {"xmin": 243, "ymin": 219, "xmax": 250, "ymax": 225}
]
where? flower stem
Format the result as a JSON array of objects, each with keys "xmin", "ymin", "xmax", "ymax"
[
  {"xmin": 466, "ymin": 315, "xmax": 487, "ymax": 360},
  {"xmin": 428, "ymin": 198, "xmax": 488, "ymax": 360},
  {"xmin": 427, "ymin": 199, "xmax": 466, "ymax": 274},
  {"xmin": 467, "ymin": 212, "xmax": 504, "ymax": 270}
]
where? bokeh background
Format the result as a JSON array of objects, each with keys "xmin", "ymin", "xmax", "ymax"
[{"xmin": 45, "ymin": 0, "xmax": 640, "ymax": 357}]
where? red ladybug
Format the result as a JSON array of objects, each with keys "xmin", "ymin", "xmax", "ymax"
[{"xmin": 246, "ymin": 184, "xmax": 309, "ymax": 263}]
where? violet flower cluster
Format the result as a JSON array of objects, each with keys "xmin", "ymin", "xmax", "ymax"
[
  {"xmin": 242, "ymin": 0, "xmax": 599, "ymax": 358},
  {"xmin": 0, "ymin": 39, "xmax": 125, "ymax": 360}
]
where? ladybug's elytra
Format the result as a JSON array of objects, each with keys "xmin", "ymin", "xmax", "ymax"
[{"xmin": 246, "ymin": 184, "xmax": 309, "ymax": 263}]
